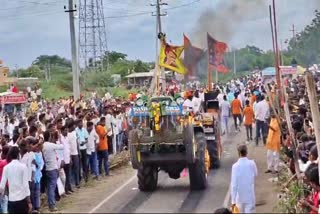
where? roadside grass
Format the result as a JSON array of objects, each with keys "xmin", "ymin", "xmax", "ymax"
[
  {"xmin": 35, "ymin": 70, "xmax": 251, "ymax": 99},
  {"xmin": 41, "ymin": 81, "xmax": 72, "ymax": 99}
]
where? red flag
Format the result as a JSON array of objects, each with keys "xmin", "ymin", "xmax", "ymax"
[
  {"xmin": 183, "ymin": 34, "xmax": 204, "ymax": 77},
  {"xmin": 207, "ymin": 33, "xmax": 229, "ymax": 73}
]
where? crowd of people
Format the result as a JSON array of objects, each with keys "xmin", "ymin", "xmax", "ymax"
[
  {"xmin": 0, "ymin": 90, "xmax": 132, "ymax": 213},
  {"xmin": 209, "ymin": 69, "xmax": 320, "ymax": 213},
  {"xmin": 2, "ymin": 68, "xmax": 320, "ymax": 213}
]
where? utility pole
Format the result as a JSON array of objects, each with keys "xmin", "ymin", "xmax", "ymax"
[
  {"xmin": 15, "ymin": 64, "xmax": 18, "ymax": 78},
  {"xmin": 151, "ymin": 0, "xmax": 167, "ymax": 95},
  {"xmin": 290, "ymin": 24, "xmax": 295, "ymax": 40},
  {"xmin": 65, "ymin": 0, "xmax": 80, "ymax": 100},
  {"xmin": 289, "ymin": 24, "xmax": 297, "ymax": 48}
]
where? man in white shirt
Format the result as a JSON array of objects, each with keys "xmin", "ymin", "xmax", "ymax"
[
  {"xmin": 183, "ymin": 91, "xmax": 193, "ymax": 115},
  {"xmin": 0, "ymin": 146, "xmax": 31, "ymax": 214},
  {"xmin": 19, "ymin": 140, "xmax": 36, "ymax": 196},
  {"xmin": 231, "ymin": 144, "xmax": 258, "ymax": 213},
  {"xmin": 42, "ymin": 131, "xmax": 64, "ymax": 212},
  {"xmin": 220, "ymin": 95, "xmax": 230, "ymax": 135},
  {"xmin": 192, "ymin": 90, "xmax": 202, "ymax": 114},
  {"xmin": 105, "ymin": 109, "xmax": 115, "ymax": 155},
  {"xmin": 7, "ymin": 119, "xmax": 15, "ymax": 140},
  {"xmin": 254, "ymin": 95, "xmax": 270, "ymax": 145},
  {"xmin": 199, "ymin": 88, "xmax": 205, "ymax": 102},
  {"xmin": 217, "ymin": 90, "xmax": 225, "ymax": 105},
  {"xmin": 60, "ymin": 126, "xmax": 73, "ymax": 194},
  {"xmin": 86, "ymin": 121, "xmax": 99, "ymax": 179},
  {"xmin": 76, "ymin": 120, "xmax": 89, "ymax": 182},
  {"xmin": 45, "ymin": 107, "xmax": 54, "ymax": 121},
  {"xmin": 67, "ymin": 121, "xmax": 80, "ymax": 188}
]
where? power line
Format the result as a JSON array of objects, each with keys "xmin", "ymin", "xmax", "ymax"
[
  {"xmin": 0, "ymin": 10, "xmax": 62, "ymax": 21},
  {"xmin": 0, "ymin": 0, "xmax": 200, "ymax": 21},
  {"xmin": 0, "ymin": 0, "xmax": 65, "ymax": 11},
  {"xmin": 105, "ymin": 0, "xmax": 200, "ymax": 19}
]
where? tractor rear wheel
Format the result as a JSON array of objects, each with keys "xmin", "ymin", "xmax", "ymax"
[
  {"xmin": 189, "ymin": 133, "xmax": 208, "ymax": 190},
  {"xmin": 138, "ymin": 165, "xmax": 158, "ymax": 192},
  {"xmin": 207, "ymin": 140, "xmax": 221, "ymax": 169}
]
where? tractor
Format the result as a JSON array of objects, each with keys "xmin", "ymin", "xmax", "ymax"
[{"xmin": 128, "ymin": 96, "xmax": 210, "ymax": 192}]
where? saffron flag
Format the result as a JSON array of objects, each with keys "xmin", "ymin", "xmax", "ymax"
[
  {"xmin": 207, "ymin": 33, "xmax": 229, "ymax": 73},
  {"xmin": 159, "ymin": 40, "xmax": 186, "ymax": 75},
  {"xmin": 183, "ymin": 34, "xmax": 204, "ymax": 77}
]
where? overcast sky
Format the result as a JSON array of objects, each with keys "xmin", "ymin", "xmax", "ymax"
[{"xmin": 0, "ymin": 0, "xmax": 319, "ymax": 68}]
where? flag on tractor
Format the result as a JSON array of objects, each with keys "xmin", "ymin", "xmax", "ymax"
[
  {"xmin": 159, "ymin": 36, "xmax": 186, "ymax": 75},
  {"xmin": 207, "ymin": 33, "xmax": 229, "ymax": 73},
  {"xmin": 183, "ymin": 34, "xmax": 204, "ymax": 77}
]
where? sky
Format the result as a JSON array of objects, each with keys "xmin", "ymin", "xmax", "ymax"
[{"xmin": 0, "ymin": 0, "xmax": 319, "ymax": 68}]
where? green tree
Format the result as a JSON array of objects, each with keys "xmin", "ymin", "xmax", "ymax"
[
  {"xmin": 32, "ymin": 55, "xmax": 71, "ymax": 70},
  {"xmin": 105, "ymin": 51, "xmax": 127, "ymax": 65},
  {"xmin": 133, "ymin": 60, "xmax": 150, "ymax": 73},
  {"xmin": 14, "ymin": 65, "xmax": 44, "ymax": 78},
  {"xmin": 287, "ymin": 10, "xmax": 320, "ymax": 66}
]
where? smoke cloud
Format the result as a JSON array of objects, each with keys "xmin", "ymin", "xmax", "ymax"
[
  {"xmin": 191, "ymin": 0, "xmax": 320, "ymax": 50},
  {"xmin": 192, "ymin": 0, "xmax": 267, "ymax": 48}
]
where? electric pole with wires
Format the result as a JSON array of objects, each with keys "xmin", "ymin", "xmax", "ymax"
[
  {"xmin": 150, "ymin": 0, "xmax": 167, "ymax": 95},
  {"xmin": 65, "ymin": 0, "xmax": 80, "ymax": 100}
]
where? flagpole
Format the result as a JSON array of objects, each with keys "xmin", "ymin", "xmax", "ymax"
[
  {"xmin": 207, "ymin": 49, "xmax": 212, "ymax": 91},
  {"xmin": 215, "ymin": 70, "xmax": 218, "ymax": 85}
]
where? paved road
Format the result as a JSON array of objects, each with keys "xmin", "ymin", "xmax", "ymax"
[{"xmin": 88, "ymin": 131, "xmax": 242, "ymax": 213}]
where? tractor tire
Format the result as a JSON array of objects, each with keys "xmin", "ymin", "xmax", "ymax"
[
  {"xmin": 207, "ymin": 140, "xmax": 221, "ymax": 169},
  {"xmin": 189, "ymin": 133, "xmax": 208, "ymax": 191},
  {"xmin": 137, "ymin": 165, "xmax": 158, "ymax": 192},
  {"xmin": 184, "ymin": 125, "xmax": 195, "ymax": 164},
  {"xmin": 129, "ymin": 129, "xmax": 140, "ymax": 169}
]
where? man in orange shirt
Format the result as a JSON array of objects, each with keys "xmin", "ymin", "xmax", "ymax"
[
  {"xmin": 231, "ymin": 93, "xmax": 242, "ymax": 131},
  {"xmin": 265, "ymin": 112, "xmax": 281, "ymax": 174},
  {"xmin": 243, "ymin": 100, "xmax": 254, "ymax": 141},
  {"xmin": 96, "ymin": 117, "xmax": 109, "ymax": 176}
]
